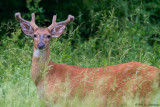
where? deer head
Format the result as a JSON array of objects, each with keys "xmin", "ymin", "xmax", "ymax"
[{"xmin": 15, "ymin": 12, "xmax": 74, "ymax": 52}]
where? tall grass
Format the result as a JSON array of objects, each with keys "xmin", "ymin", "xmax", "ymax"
[{"xmin": 0, "ymin": 2, "xmax": 160, "ymax": 107}]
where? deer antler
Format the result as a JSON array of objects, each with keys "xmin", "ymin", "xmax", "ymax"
[
  {"xmin": 48, "ymin": 15, "xmax": 57, "ymax": 31},
  {"xmin": 48, "ymin": 15, "xmax": 74, "ymax": 31},
  {"xmin": 15, "ymin": 12, "xmax": 38, "ymax": 30},
  {"xmin": 57, "ymin": 15, "xmax": 74, "ymax": 25}
]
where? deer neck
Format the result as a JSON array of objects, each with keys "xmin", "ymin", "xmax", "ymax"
[{"xmin": 31, "ymin": 47, "xmax": 50, "ymax": 85}]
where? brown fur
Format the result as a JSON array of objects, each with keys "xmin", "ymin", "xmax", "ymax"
[
  {"xmin": 31, "ymin": 30, "xmax": 160, "ymax": 103},
  {"xmin": 15, "ymin": 13, "xmax": 160, "ymax": 105}
]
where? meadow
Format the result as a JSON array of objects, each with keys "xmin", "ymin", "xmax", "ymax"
[{"xmin": 0, "ymin": 0, "xmax": 160, "ymax": 106}]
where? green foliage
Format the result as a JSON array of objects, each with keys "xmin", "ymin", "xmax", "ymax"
[
  {"xmin": 26, "ymin": 0, "xmax": 44, "ymax": 14},
  {"xmin": 0, "ymin": 0, "xmax": 160, "ymax": 106}
]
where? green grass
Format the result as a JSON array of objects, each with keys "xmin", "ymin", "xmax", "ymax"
[{"xmin": 0, "ymin": 8, "xmax": 160, "ymax": 107}]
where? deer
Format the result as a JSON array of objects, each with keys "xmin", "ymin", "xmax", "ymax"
[{"xmin": 15, "ymin": 12, "xmax": 160, "ymax": 106}]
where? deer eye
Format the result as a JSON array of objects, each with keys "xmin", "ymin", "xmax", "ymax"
[
  {"xmin": 33, "ymin": 34, "xmax": 37, "ymax": 38},
  {"xmin": 47, "ymin": 35, "xmax": 51, "ymax": 39}
]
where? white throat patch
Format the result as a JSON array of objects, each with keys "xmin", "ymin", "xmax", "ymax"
[{"xmin": 34, "ymin": 49, "xmax": 45, "ymax": 58}]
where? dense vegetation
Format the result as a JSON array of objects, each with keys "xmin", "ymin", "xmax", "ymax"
[{"xmin": 0, "ymin": 0, "xmax": 160, "ymax": 106}]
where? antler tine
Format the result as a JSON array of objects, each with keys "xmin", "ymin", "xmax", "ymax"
[
  {"xmin": 30, "ymin": 13, "xmax": 38, "ymax": 29},
  {"xmin": 48, "ymin": 15, "xmax": 57, "ymax": 30},
  {"xmin": 52, "ymin": 15, "xmax": 57, "ymax": 24},
  {"xmin": 15, "ymin": 12, "xmax": 30, "ymax": 23},
  {"xmin": 15, "ymin": 12, "xmax": 38, "ymax": 30},
  {"xmin": 31, "ymin": 13, "xmax": 35, "ymax": 22},
  {"xmin": 57, "ymin": 15, "xmax": 74, "ymax": 25}
]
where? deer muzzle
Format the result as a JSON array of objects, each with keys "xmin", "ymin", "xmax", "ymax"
[{"xmin": 37, "ymin": 42, "xmax": 45, "ymax": 50}]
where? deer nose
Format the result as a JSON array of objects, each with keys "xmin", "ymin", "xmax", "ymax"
[{"xmin": 37, "ymin": 42, "xmax": 45, "ymax": 50}]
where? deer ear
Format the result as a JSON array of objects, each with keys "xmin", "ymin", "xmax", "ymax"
[
  {"xmin": 50, "ymin": 25, "xmax": 66, "ymax": 37},
  {"xmin": 20, "ymin": 22, "xmax": 34, "ymax": 36}
]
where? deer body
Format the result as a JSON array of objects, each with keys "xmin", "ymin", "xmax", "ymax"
[
  {"xmin": 15, "ymin": 12, "xmax": 160, "ymax": 105},
  {"xmin": 33, "ymin": 51, "xmax": 159, "ymax": 100}
]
